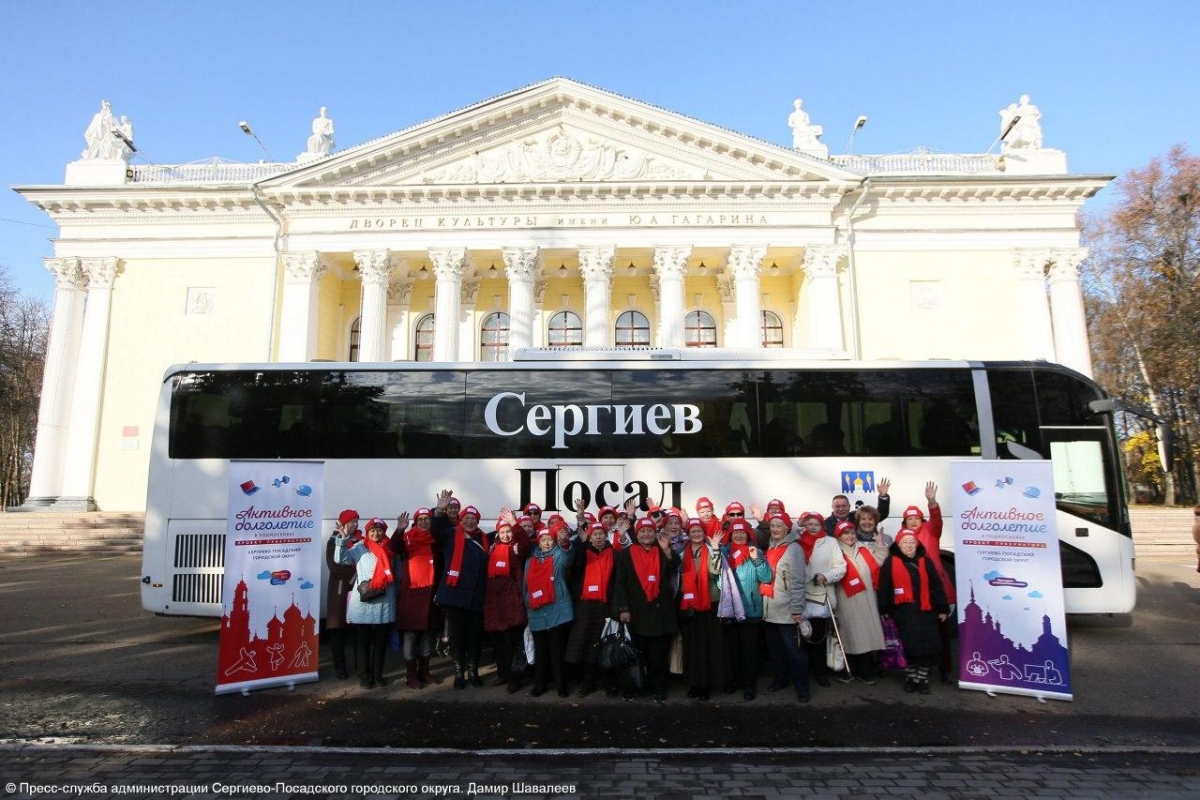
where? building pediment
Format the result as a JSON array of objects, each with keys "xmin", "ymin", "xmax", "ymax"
[{"xmin": 262, "ymin": 78, "xmax": 860, "ymax": 191}]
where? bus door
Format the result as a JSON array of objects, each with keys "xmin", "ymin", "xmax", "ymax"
[{"xmin": 1038, "ymin": 424, "xmax": 1130, "ymax": 596}]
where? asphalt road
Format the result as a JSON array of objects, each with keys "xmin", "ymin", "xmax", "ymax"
[{"xmin": 0, "ymin": 544, "xmax": 1197, "ymax": 751}]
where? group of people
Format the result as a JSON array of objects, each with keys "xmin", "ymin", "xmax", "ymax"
[{"xmin": 326, "ymin": 478, "xmax": 956, "ymax": 702}]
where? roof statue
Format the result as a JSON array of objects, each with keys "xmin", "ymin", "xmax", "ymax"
[
  {"xmin": 300, "ymin": 107, "xmax": 335, "ymax": 161},
  {"xmin": 788, "ymin": 98, "xmax": 827, "ymax": 159},
  {"xmin": 82, "ymin": 100, "xmax": 133, "ymax": 161},
  {"xmin": 1000, "ymin": 94, "xmax": 1043, "ymax": 151}
]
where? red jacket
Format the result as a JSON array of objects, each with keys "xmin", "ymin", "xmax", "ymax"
[{"xmin": 913, "ymin": 504, "xmax": 955, "ymax": 603}]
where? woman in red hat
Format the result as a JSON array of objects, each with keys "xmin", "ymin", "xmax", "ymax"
[
  {"xmin": 566, "ymin": 519, "xmax": 626, "ymax": 697},
  {"xmin": 430, "ymin": 490, "xmax": 489, "ymax": 689},
  {"xmin": 798, "ymin": 511, "xmax": 845, "ymax": 688},
  {"xmin": 678, "ymin": 517, "xmax": 725, "ymax": 700},
  {"xmin": 390, "ymin": 507, "xmax": 442, "ymax": 689},
  {"xmin": 828, "ymin": 519, "xmax": 888, "ymax": 684},
  {"xmin": 334, "ymin": 516, "xmax": 397, "ymax": 689},
  {"xmin": 484, "ymin": 509, "xmax": 530, "ymax": 693},
  {"xmin": 878, "ymin": 526, "xmax": 950, "ymax": 694},
  {"xmin": 761, "ymin": 513, "xmax": 811, "ymax": 702},
  {"xmin": 524, "ymin": 523, "xmax": 576, "ymax": 697},
  {"xmin": 718, "ymin": 518, "xmax": 773, "ymax": 700},
  {"xmin": 325, "ymin": 510, "xmax": 360, "ymax": 679},
  {"xmin": 612, "ymin": 517, "xmax": 680, "ymax": 703},
  {"xmin": 900, "ymin": 481, "xmax": 954, "ymax": 682}
]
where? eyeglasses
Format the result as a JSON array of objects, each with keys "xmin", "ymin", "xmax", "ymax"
[
  {"xmin": 727, "ymin": 512, "xmax": 744, "ymax": 517},
  {"xmin": 650, "ymin": 511, "xmax": 663, "ymax": 517}
]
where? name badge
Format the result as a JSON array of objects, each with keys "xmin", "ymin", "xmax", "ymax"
[
  {"xmin": 448, "ymin": 570, "xmax": 460, "ymax": 577},
  {"xmin": 495, "ymin": 561, "xmax": 507, "ymax": 568},
  {"xmin": 588, "ymin": 584, "xmax": 600, "ymax": 593},
  {"xmin": 531, "ymin": 589, "xmax": 543, "ymax": 599},
  {"xmin": 849, "ymin": 578, "xmax": 861, "ymax": 587},
  {"xmin": 648, "ymin": 575, "xmax": 657, "ymax": 582},
  {"xmin": 683, "ymin": 592, "xmax": 695, "ymax": 600},
  {"xmin": 895, "ymin": 588, "xmax": 906, "ymax": 596}
]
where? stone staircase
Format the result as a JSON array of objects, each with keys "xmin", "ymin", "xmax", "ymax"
[{"xmin": 0, "ymin": 511, "xmax": 145, "ymax": 558}]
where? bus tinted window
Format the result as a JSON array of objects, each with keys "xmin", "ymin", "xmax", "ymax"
[
  {"xmin": 988, "ymin": 369, "xmax": 1041, "ymax": 455},
  {"xmin": 764, "ymin": 370, "xmax": 979, "ymax": 456}
]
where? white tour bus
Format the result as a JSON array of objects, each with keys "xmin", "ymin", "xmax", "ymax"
[{"xmin": 140, "ymin": 348, "xmax": 1134, "ymax": 617}]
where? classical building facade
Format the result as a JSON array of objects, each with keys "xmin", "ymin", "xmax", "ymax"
[{"xmin": 16, "ymin": 79, "xmax": 1109, "ymax": 512}]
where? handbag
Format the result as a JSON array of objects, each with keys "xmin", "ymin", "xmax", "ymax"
[
  {"xmin": 598, "ymin": 619, "xmax": 639, "ymax": 670},
  {"xmin": 826, "ymin": 633, "xmax": 846, "ymax": 672},
  {"xmin": 357, "ymin": 582, "xmax": 386, "ymax": 603},
  {"xmin": 879, "ymin": 615, "xmax": 908, "ymax": 671}
]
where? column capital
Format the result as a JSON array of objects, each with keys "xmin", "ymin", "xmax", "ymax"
[
  {"xmin": 428, "ymin": 247, "xmax": 468, "ymax": 283},
  {"xmin": 727, "ymin": 245, "xmax": 768, "ymax": 280},
  {"xmin": 1048, "ymin": 248, "xmax": 1088, "ymax": 282},
  {"xmin": 44, "ymin": 257, "xmax": 83, "ymax": 291},
  {"xmin": 653, "ymin": 245, "xmax": 691, "ymax": 281},
  {"xmin": 387, "ymin": 281, "xmax": 413, "ymax": 306},
  {"xmin": 802, "ymin": 245, "xmax": 845, "ymax": 280},
  {"xmin": 577, "ymin": 245, "xmax": 615, "ymax": 284},
  {"xmin": 502, "ymin": 246, "xmax": 541, "ymax": 283},
  {"xmin": 353, "ymin": 250, "xmax": 397, "ymax": 287},
  {"xmin": 81, "ymin": 257, "xmax": 120, "ymax": 289},
  {"xmin": 1011, "ymin": 249, "xmax": 1050, "ymax": 281},
  {"xmin": 283, "ymin": 251, "xmax": 332, "ymax": 283},
  {"xmin": 461, "ymin": 276, "xmax": 481, "ymax": 306}
]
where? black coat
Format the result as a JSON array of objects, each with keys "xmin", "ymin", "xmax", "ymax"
[
  {"xmin": 431, "ymin": 514, "xmax": 488, "ymax": 613},
  {"xmin": 611, "ymin": 544, "xmax": 680, "ymax": 638},
  {"xmin": 877, "ymin": 542, "xmax": 949, "ymax": 663},
  {"xmin": 824, "ymin": 493, "xmax": 892, "ymax": 537}
]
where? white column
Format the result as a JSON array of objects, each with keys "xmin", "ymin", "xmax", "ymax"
[
  {"xmin": 459, "ymin": 275, "xmax": 480, "ymax": 361},
  {"xmin": 26, "ymin": 258, "xmax": 86, "ymax": 507},
  {"xmin": 802, "ymin": 245, "xmax": 846, "ymax": 352},
  {"xmin": 353, "ymin": 250, "xmax": 395, "ymax": 362},
  {"xmin": 56, "ymin": 257, "xmax": 120, "ymax": 510},
  {"xmin": 728, "ymin": 245, "xmax": 767, "ymax": 347},
  {"xmin": 387, "ymin": 281, "xmax": 413, "ymax": 361},
  {"xmin": 279, "ymin": 252, "xmax": 329, "ymax": 362},
  {"xmin": 653, "ymin": 246, "xmax": 690, "ymax": 348},
  {"xmin": 1013, "ymin": 250, "xmax": 1055, "ymax": 362},
  {"xmin": 503, "ymin": 247, "xmax": 539, "ymax": 357},
  {"xmin": 1048, "ymin": 248, "xmax": 1093, "ymax": 377},
  {"xmin": 429, "ymin": 248, "xmax": 466, "ymax": 362},
  {"xmin": 717, "ymin": 273, "xmax": 737, "ymax": 346},
  {"xmin": 578, "ymin": 245, "xmax": 615, "ymax": 347}
]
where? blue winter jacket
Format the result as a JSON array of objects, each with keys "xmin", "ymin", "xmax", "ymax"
[
  {"xmin": 334, "ymin": 537, "xmax": 397, "ymax": 625},
  {"xmin": 523, "ymin": 543, "xmax": 576, "ymax": 632},
  {"xmin": 720, "ymin": 545, "xmax": 773, "ymax": 621}
]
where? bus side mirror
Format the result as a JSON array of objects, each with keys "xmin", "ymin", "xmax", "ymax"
[{"xmin": 1159, "ymin": 424, "xmax": 1175, "ymax": 471}]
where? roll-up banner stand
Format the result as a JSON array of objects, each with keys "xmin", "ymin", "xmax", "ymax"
[
  {"xmin": 949, "ymin": 460, "xmax": 1073, "ymax": 701},
  {"xmin": 216, "ymin": 461, "xmax": 325, "ymax": 695}
]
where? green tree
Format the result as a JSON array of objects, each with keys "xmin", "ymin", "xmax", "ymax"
[
  {"xmin": 1083, "ymin": 144, "xmax": 1200, "ymax": 505},
  {"xmin": 0, "ymin": 267, "xmax": 48, "ymax": 508}
]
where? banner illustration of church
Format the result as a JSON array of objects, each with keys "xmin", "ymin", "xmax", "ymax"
[
  {"xmin": 949, "ymin": 460, "xmax": 1072, "ymax": 701},
  {"xmin": 216, "ymin": 461, "xmax": 324, "ymax": 695}
]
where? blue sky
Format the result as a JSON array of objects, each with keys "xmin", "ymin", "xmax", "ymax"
[{"xmin": 2, "ymin": 1, "xmax": 1196, "ymax": 302}]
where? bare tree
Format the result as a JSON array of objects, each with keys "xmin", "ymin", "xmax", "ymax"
[
  {"xmin": 1082, "ymin": 144, "xmax": 1200, "ymax": 505},
  {"xmin": 0, "ymin": 267, "xmax": 49, "ymax": 508}
]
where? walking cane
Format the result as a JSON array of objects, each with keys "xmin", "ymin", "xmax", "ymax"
[{"xmin": 825, "ymin": 594, "xmax": 852, "ymax": 680}]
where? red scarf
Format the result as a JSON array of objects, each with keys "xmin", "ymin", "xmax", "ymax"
[
  {"xmin": 487, "ymin": 540, "xmax": 516, "ymax": 578},
  {"xmin": 629, "ymin": 545, "xmax": 661, "ymax": 602},
  {"xmin": 609, "ymin": 531, "xmax": 626, "ymax": 551},
  {"xmin": 525, "ymin": 552, "xmax": 556, "ymax": 609},
  {"xmin": 841, "ymin": 546, "xmax": 880, "ymax": 598},
  {"xmin": 890, "ymin": 556, "xmax": 932, "ymax": 611},
  {"xmin": 728, "ymin": 541, "xmax": 751, "ymax": 567},
  {"xmin": 760, "ymin": 541, "xmax": 791, "ymax": 598},
  {"xmin": 699, "ymin": 516, "xmax": 722, "ymax": 539},
  {"xmin": 364, "ymin": 535, "xmax": 394, "ymax": 590},
  {"xmin": 581, "ymin": 547, "xmax": 614, "ymax": 602},
  {"xmin": 798, "ymin": 531, "xmax": 821, "ymax": 562},
  {"xmin": 680, "ymin": 545, "xmax": 712, "ymax": 611},
  {"xmin": 403, "ymin": 526, "xmax": 435, "ymax": 589},
  {"xmin": 445, "ymin": 525, "xmax": 481, "ymax": 587}
]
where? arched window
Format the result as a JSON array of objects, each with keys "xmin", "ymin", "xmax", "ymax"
[
  {"xmin": 615, "ymin": 310, "xmax": 650, "ymax": 348},
  {"xmin": 684, "ymin": 310, "xmax": 718, "ymax": 348},
  {"xmin": 762, "ymin": 310, "xmax": 785, "ymax": 348},
  {"xmin": 413, "ymin": 314, "xmax": 435, "ymax": 362},
  {"xmin": 348, "ymin": 316, "xmax": 361, "ymax": 362},
  {"xmin": 547, "ymin": 310, "xmax": 583, "ymax": 348},
  {"xmin": 480, "ymin": 312, "xmax": 511, "ymax": 362}
]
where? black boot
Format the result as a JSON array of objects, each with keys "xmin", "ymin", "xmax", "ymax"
[
  {"xmin": 417, "ymin": 655, "xmax": 439, "ymax": 686},
  {"xmin": 373, "ymin": 646, "xmax": 388, "ymax": 688},
  {"xmin": 453, "ymin": 661, "xmax": 466, "ymax": 690},
  {"xmin": 467, "ymin": 661, "xmax": 484, "ymax": 688}
]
